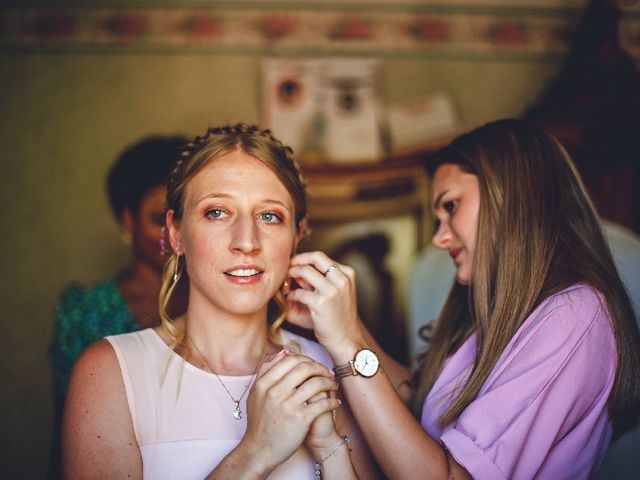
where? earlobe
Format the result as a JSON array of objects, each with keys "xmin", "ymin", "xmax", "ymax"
[
  {"xmin": 121, "ymin": 207, "xmax": 135, "ymax": 234},
  {"xmin": 166, "ymin": 210, "xmax": 183, "ymax": 255},
  {"xmin": 120, "ymin": 208, "xmax": 135, "ymax": 246}
]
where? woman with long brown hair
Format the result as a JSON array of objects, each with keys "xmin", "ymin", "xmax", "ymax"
[
  {"xmin": 61, "ymin": 124, "xmax": 377, "ymax": 479},
  {"xmin": 287, "ymin": 119, "xmax": 640, "ymax": 479}
]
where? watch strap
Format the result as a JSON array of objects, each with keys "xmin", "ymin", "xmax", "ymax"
[{"xmin": 333, "ymin": 360, "xmax": 357, "ymax": 379}]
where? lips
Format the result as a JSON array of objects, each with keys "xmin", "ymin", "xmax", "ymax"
[
  {"xmin": 449, "ymin": 248, "xmax": 461, "ymax": 260},
  {"xmin": 225, "ymin": 268, "xmax": 260, "ymax": 277},
  {"xmin": 223, "ymin": 265, "xmax": 264, "ymax": 284}
]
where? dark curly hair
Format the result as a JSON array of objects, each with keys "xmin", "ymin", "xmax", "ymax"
[{"xmin": 106, "ymin": 135, "xmax": 188, "ymax": 221}]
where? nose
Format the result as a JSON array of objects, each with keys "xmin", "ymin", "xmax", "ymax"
[
  {"xmin": 230, "ymin": 215, "xmax": 261, "ymax": 254},
  {"xmin": 432, "ymin": 220, "xmax": 450, "ymax": 250}
]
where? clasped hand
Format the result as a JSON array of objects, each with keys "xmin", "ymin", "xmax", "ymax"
[{"xmin": 242, "ymin": 349, "xmax": 341, "ymax": 475}]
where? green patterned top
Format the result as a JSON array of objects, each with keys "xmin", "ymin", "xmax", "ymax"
[{"xmin": 49, "ymin": 278, "xmax": 140, "ymax": 399}]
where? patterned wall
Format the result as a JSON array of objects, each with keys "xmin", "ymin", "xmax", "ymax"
[{"xmin": 1, "ymin": 2, "xmax": 639, "ymax": 60}]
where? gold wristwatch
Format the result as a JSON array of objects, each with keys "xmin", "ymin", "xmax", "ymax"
[{"xmin": 333, "ymin": 348, "xmax": 380, "ymax": 379}]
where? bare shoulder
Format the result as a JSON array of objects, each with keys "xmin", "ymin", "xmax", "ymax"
[
  {"xmin": 63, "ymin": 339, "xmax": 141, "ymax": 479},
  {"xmin": 71, "ymin": 338, "xmax": 121, "ymax": 379}
]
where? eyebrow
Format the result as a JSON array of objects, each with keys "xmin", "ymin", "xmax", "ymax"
[
  {"xmin": 433, "ymin": 190, "xmax": 449, "ymax": 210},
  {"xmin": 262, "ymin": 199, "xmax": 291, "ymax": 210},
  {"xmin": 196, "ymin": 192, "xmax": 232, "ymax": 204},
  {"xmin": 196, "ymin": 193, "xmax": 292, "ymax": 210}
]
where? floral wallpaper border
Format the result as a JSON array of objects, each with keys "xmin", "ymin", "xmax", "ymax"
[{"xmin": 1, "ymin": 5, "xmax": 639, "ymax": 60}]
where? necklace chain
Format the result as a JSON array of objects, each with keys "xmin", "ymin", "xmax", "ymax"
[{"xmin": 187, "ymin": 336, "xmax": 262, "ymax": 420}]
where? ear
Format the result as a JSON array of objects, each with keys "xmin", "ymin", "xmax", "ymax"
[
  {"xmin": 166, "ymin": 209, "xmax": 183, "ymax": 255},
  {"xmin": 121, "ymin": 207, "xmax": 135, "ymax": 234},
  {"xmin": 291, "ymin": 217, "xmax": 307, "ymax": 255}
]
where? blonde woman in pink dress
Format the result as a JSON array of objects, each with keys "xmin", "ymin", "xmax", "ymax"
[{"xmin": 62, "ymin": 124, "xmax": 379, "ymax": 480}]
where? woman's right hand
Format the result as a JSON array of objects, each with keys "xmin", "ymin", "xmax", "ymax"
[
  {"xmin": 240, "ymin": 349, "xmax": 340, "ymax": 476},
  {"xmin": 287, "ymin": 251, "xmax": 366, "ymax": 354}
]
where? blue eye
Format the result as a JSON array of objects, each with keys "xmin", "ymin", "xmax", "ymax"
[
  {"xmin": 260, "ymin": 212, "xmax": 281, "ymax": 224},
  {"xmin": 206, "ymin": 208, "xmax": 226, "ymax": 219}
]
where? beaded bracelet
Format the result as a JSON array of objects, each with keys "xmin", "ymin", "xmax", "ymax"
[{"xmin": 313, "ymin": 435, "xmax": 350, "ymax": 480}]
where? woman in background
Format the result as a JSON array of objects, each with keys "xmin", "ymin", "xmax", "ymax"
[
  {"xmin": 287, "ymin": 119, "xmax": 640, "ymax": 479},
  {"xmin": 49, "ymin": 135, "xmax": 187, "ymax": 478},
  {"xmin": 62, "ymin": 124, "xmax": 376, "ymax": 479},
  {"xmin": 50, "ymin": 135, "xmax": 188, "ymax": 398}
]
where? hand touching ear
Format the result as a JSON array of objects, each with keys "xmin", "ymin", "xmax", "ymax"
[{"xmin": 287, "ymin": 251, "xmax": 365, "ymax": 350}]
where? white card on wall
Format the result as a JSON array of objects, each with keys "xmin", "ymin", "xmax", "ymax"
[
  {"xmin": 261, "ymin": 58, "xmax": 322, "ymax": 155},
  {"xmin": 388, "ymin": 93, "xmax": 460, "ymax": 152},
  {"xmin": 262, "ymin": 57, "xmax": 384, "ymax": 163},
  {"xmin": 320, "ymin": 58, "xmax": 384, "ymax": 163}
]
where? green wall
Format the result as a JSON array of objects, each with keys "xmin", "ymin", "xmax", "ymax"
[{"xmin": 0, "ymin": 50, "xmax": 559, "ymax": 478}]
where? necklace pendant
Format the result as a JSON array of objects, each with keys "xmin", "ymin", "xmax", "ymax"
[{"xmin": 233, "ymin": 401, "xmax": 242, "ymax": 420}]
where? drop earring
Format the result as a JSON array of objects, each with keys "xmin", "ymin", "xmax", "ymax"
[
  {"xmin": 173, "ymin": 255, "xmax": 181, "ymax": 283},
  {"xmin": 159, "ymin": 226, "xmax": 168, "ymax": 255},
  {"xmin": 122, "ymin": 231, "xmax": 133, "ymax": 247}
]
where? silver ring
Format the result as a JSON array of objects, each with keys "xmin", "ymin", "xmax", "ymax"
[{"xmin": 323, "ymin": 264, "xmax": 339, "ymax": 276}]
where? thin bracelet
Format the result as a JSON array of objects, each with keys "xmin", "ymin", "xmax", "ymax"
[{"xmin": 313, "ymin": 435, "xmax": 350, "ymax": 480}]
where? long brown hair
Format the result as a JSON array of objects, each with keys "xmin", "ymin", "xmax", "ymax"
[
  {"xmin": 414, "ymin": 119, "xmax": 640, "ymax": 439},
  {"xmin": 158, "ymin": 123, "xmax": 308, "ymax": 350}
]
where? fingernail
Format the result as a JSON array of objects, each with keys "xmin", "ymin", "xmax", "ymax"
[{"xmin": 337, "ymin": 399, "xmax": 342, "ymax": 405}]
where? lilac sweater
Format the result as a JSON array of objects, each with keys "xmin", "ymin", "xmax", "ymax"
[{"xmin": 421, "ymin": 284, "xmax": 616, "ymax": 480}]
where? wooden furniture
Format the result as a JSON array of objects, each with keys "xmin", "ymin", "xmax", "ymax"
[
  {"xmin": 304, "ymin": 156, "xmax": 432, "ymax": 246},
  {"xmin": 299, "ymin": 151, "xmax": 434, "ymax": 363}
]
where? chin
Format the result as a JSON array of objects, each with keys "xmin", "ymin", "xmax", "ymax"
[
  {"xmin": 225, "ymin": 307, "xmax": 268, "ymax": 318},
  {"xmin": 455, "ymin": 272, "xmax": 470, "ymax": 286},
  {"xmin": 222, "ymin": 297, "xmax": 271, "ymax": 317}
]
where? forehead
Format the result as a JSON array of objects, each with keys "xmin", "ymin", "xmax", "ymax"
[
  {"xmin": 431, "ymin": 163, "xmax": 478, "ymax": 202},
  {"xmin": 184, "ymin": 149, "xmax": 294, "ymax": 206}
]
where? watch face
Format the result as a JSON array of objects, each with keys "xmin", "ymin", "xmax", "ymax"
[{"xmin": 353, "ymin": 349, "xmax": 379, "ymax": 377}]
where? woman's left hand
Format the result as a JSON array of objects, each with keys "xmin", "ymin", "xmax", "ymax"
[{"xmin": 287, "ymin": 251, "xmax": 365, "ymax": 353}]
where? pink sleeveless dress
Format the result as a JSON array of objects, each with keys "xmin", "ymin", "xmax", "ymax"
[{"xmin": 107, "ymin": 328, "xmax": 334, "ymax": 480}]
